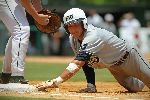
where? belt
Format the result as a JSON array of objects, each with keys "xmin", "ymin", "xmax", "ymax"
[{"xmin": 111, "ymin": 51, "xmax": 129, "ymax": 67}]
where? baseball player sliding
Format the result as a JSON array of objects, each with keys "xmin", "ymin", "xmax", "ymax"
[
  {"xmin": 0, "ymin": 0, "xmax": 49, "ymax": 84},
  {"xmin": 36, "ymin": 8, "xmax": 150, "ymax": 92}
]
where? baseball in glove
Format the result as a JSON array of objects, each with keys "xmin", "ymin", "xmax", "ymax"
[{"xmin": 34, "ymin": 9, "xmax": 61, "ymax": 34}]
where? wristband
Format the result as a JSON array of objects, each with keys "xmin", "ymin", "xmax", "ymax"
[{"xmin": 53, "ymin": 76, "xmax": 63, "ymax": 86}]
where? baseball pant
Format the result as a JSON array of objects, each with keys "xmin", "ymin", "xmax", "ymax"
[
  {"xmin": 108, "ymin": 47, "xmax": 150, "ymax": 92},
  {"xmin": 0, "ymin": 0, "xmax": 30, "ymax": 76}
]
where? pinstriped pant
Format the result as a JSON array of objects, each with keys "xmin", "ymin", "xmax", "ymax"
[
  {"xmin": 108, "ymin": 47, "xmax": 150, "ymax": 92},
  {"xmin": 0, "ymin": 0, "xmax": 30, "ymax": 76}
]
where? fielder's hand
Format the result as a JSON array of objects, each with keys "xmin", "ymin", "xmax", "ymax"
[
  {"xmin": 36, "ymin": 80, "xmax": 58, "ymax": 91},
  {"xmin": 34, "ymin": 9, "xmax": 61, "ymax": 34}
]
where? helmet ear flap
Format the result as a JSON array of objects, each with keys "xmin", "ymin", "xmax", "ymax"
[
  {"xmin": 81, "ymin": 21, "xmax": 87, "ymax": 32},
  {"xmin": 82, "ymin": 18, "xmax": 88, "ymax": 29}
]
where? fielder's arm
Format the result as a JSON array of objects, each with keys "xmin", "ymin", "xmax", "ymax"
[
  {"xmin": 20, "ymin": 0, "xmax": 49, "ymax": 25},
  {"xmin": 31, "ymin": 0, "xmax": 42, "ymax": 12},
  {"xmin": 20, "ymin": 0, "xmax": 39, "ymax": 19}
]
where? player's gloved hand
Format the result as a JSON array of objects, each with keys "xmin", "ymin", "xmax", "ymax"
[
  {"xmin": 36, "ymin": 80, "xmax": 58, "ymax": 91},
  {"xmin": 35, "ymin": 76, "xmax": 63, "ymax": 91}
]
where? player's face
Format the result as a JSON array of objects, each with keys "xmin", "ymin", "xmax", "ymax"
[{"xmin": 68, "ymin": 23, "xmax": 84, "ymax": 40}]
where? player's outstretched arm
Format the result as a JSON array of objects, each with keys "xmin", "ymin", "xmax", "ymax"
[
  {"xmin": 36, "ymin": 60, "xmax": 85, "ymax": 91},
  {"xmin": 60, "ymin": 60, "xmax": 85, "ymax": 81}
]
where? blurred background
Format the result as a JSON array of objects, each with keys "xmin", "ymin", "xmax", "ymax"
[{"xmin": 0, "ymin": 0, "xmax": 150, "ymax": 56}]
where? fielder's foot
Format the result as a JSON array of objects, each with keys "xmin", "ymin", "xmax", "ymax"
[
  {"xmin": 0, "ymin": 73, "xmax": 11, "ymax": 84},
  {"xmin": 78, "ymin": 83, "xmax": 97, "ymax": 93},
  {"xmin": 9, "ymin": 76, "xmax": 29, "ymax": 84}
]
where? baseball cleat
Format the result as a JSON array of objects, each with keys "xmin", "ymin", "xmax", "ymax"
[
  {"xmin": 0, "ymin": 73, "xmax": 11, "ymax": 84},
  {"xmin": 9, "ymin": 76, "xmax": 29, "ymax": 84},
  {"xmin": 78, "ymin": 83, "xmax": 97, "ymax": 93}
]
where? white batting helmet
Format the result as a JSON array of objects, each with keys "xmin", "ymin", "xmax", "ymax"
[{"xmin": 63, "ymin": 8, "xmax": 88, "ymax": 30}]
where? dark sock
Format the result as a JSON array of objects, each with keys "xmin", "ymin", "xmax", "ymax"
[{"xmin": 82, "ymin": 64, "xmax": 95, "ymax": 86}]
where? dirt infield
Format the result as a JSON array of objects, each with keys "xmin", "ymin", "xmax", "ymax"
[
  {"xmin": 0, "ymin": 81, "xmax": 150, "ymax": 100},
  {"xmin": 0, "ymin": 55, "xmax": 150, "ymax": 99}
]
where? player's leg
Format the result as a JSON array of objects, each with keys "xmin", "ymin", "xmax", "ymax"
[
  {"xmin": 108, "ymin": 66, "xmax": 145, "ymax": 92},
  {"xmin": 0, "ymin": 1, "xmax": 13, "ymax": 83},
  {"xmin": 0, "ymin": 0, "xmax": 30, "ymax": 83},
  {"xmin": 79, "ymin": 64, "xmax": 97, "ymax": 93},
  {"xmin": 123, "ymin": 76, "xmax": 145, "ymax": 92},
  {"xmin": 83, "ymin": 64, "xmax": 96, "ymax": 85},
  {"xmin": 0, "ymin": 37, "xmax": 12, "ymax": 83},
  {"xmin": 123, "ymin": 47, "xmax": 150, "ymax": 88},
  {"xmin": 2, "ymin": 37, "xmax": 12, "ymax": 74}
]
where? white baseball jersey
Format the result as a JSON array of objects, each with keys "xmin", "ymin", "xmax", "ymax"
[
  {"xmin": 69, "ymin": 24, "xmax": 150, "ymax": 91},
  {"xmin": 0, "ymin": 0, "xmax": 30, "ymax": 76},
  {"xmin": 70, "ymin": 24, "xmax": 127, "ymax": 68}
]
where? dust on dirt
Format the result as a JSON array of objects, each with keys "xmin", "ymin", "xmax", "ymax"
[
  {"xmin": 0, "ymin": 81, "xmax": 150, "ymax": 100},
  {"xmin": 0, "ymin": 55, "xmax": 150, "ymax": 99}
]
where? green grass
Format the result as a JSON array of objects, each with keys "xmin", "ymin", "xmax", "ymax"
[
  {"xmin": 0, "ymin": 61, "xmax": 116, "ymax": 82},
  {"xmin": 0, "ymin": 96, "xmax": 64, "ymax": 100},
  {"xmin": 0, "ymin": 60, "xmax": 115, "ymax": 100}
]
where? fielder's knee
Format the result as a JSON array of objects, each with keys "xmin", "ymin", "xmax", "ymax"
[
  {"xmin": 21, "ymin": 26, "xmax": 30, "ymax": 38},
  {"xmin": 18, "ymin": 26, "xmax": 30, "ymax": 44}
]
